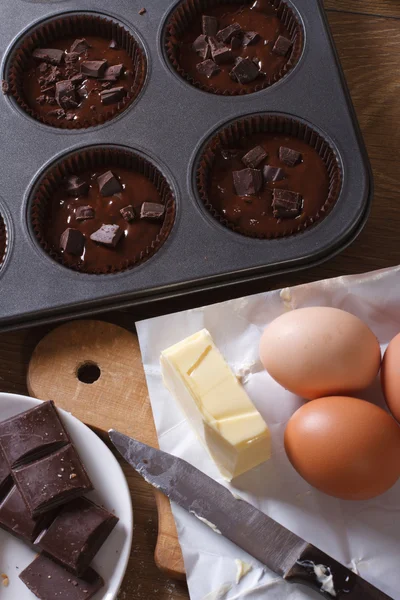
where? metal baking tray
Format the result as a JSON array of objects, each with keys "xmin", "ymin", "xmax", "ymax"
[{"xmin": 0, "ymin": 0, "xmax": 372, "ymax": 331}]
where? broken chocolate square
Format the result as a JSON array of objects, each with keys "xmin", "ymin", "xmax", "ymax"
[
  {"xmin": 279, "ymin": 146, "xmax": 302, "ymax": 167},
  {"xmin": 230, "ymin": 57, "xmax": 260, "ymax": 83},
  {"xmin": 272, "ymin": 35, "xmax": 293, "ymax": 56},
  {"xmin": 32, "ymin": 49, "xmax": 64, "ymax": 66},
  {"xmin": 263, "ymin": 165, "xmax": 286, "ymax": 182},
  {"xmin": 75, "ymin": 206, "xmax": 95, "ymax": 221},
  {"xmin": 66, "ymin": 175, "xmax": 89, "ymax": 197},
  {"xmin": 55, "ymin": 80, "xmax": 78, "ymax": 110},
  {"xmin": 242, "ymin": 146, "xmax": 268, "ymax": 168},
  {"xmin": 102, "ymin": 64, "xmax": 125, "ymax": 81},
  {"xmin": 242, "ymin": 31, "xmax": 260, "ymax": 47},
  {"xmin": 233, "ymin": 168, "xmax": 263, "ymax": 196},
  {"xmin": 140, "ymin": 202, "xmax": 165, "ymax": 220},
  {"xmin": 196, "ymin": 59, "xmax": 221, "ymax": 78},
  {"xmin": 0, "ymin": 486, "xmax": 55, "ymax": 544},
  {"xmin": 216, "ymin": 23, "xmax": 242, "ymax": 44},
  {"xmin": 100, "ymin": 86, "xmax": 126, "ymax": 105},
  {"xmin": 36, "ymin": 497, "xmax": 119, "ymax": 576},
  {"xmin": 208, "ymin": 37, "xmax": 233, "ymax": 65},
  {"xmin": 90, "ymin": 224, "xmax": 123, "ymax": 248},
  {"xmin": 70, "ymin": 38, "xmax": 90, "ymax": 55},
  {"xmin": 81, "ymin": 60, "xmax": 108, "ymax": 78},
  {"xmin": 120, "ymin": 205, "xmax": 136, "ymax": 222},
  {"xmin": 272, "ymin": 189, "xmax": 302, "ymax": 218},
  {"xmin": 202, "ymin": 15, "xmax": 218, "ymax": 37},
  {"xmin": 97, "ymin": 171, "xmax": 122, "ymax": 196},
  {"xmin": 60, "ymin": 229, "xmax": 85, "ymax": 256},
  {"xmin": 192, "ymin": 35, "xmax": 211, "ymax": 60}
]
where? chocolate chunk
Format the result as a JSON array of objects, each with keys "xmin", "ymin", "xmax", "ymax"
[
  {"xmin": 100, "ymin": 86, "xmax": 126, "ymax": 105},
  {"xmin": 43, "ymin": 65, "xmax": 62, "ymax": 84},
  {"xmin": 36, "ymin": 497, "xmax": 119, "ymax": 576},
  {"xmin": 20, "ymin": 555, "xmax": 104, "ymax": 600},
  {"xmin": 272, "ymin": 189, "xmax": 302, "ymax": 218},
  {"xmin": 32, "ymin": 49, "xmax": 64, "ymax": 66},
  {"xmin": 192, "ymin": 35, "xmax": 211, "ymax": 60},
  {"xmin": 38, "ymin": 63, "xmax": 48, "ymax": 74},
  {"xmin": 70, "ymin": 38, "xmax": 91, "ymax": 55},
  {"xmin": 66, "ymin": 175, "xmax": 89, "ymax": 197},
  {"xmin": 196, "ymin": 59, "xmax": 221, "ymax": 79},
  {"xmin": 77, "ymin": 85, "xmax": 89, "ymax": 99},
  {"xmin": 120, "ymin": 205, "xmax": 136, "ymax": 222},
  {"xmin": 242, "ymin": 146, "xmax": 268, "ymax": 168},
  {"xmin": 140, "ymin": 202, "xmax": 165, "ymax": 220},
  {"xmin": 70, "ymin": 73, "xmax": 85, "ymax": 86},
  {"xmin": 60, "ymin": 229, "xmax": 85, "ymax": 256},
  {"xmin": 216, "ymin": 23, "xmax": 242, "ymax": 44},
  {"xmin": 65, "ymin": 52, "xmax": 80, "ymax": 67},
  {"xmin": 55, "ymin": 80, "xmax": 78, "ymax": 110},
  {"xmin": 102, "ymin": 64, "xmax": 125, "ymax": 81},
  {"xmin": 109, "ymin": 39, "xmax": 119, "ymax": 49},
  {"xmin": 272, "ymin": 35, "xmax": 293, "ymax": 56},
  {"xmin": 263, "ymin": 165, "xmax": 286, "ymax": 182},
  {"xmin": 208, "ymin": 37, "xmax": 233, "ymax": 65},
  {"xmin": 0, "ymin": 447, "xmax": 11, "ymax": 498},
  {"xmin": 230, "ymin": 57, "xmax": 260, "ymax": 83},
  {"xmin": 242, "ymin": 31, "xmax": 260, "ymax": 46},
  {"xmin": 231, "ymin": 36, "xmax": 242, "ymax": 50},
  {"xmin": 279, "ymin": 146, "xmax": 302, "ymax": 167},
  {"xmin": 13, "ymin": 443, "xmax": 93, "ymax": 517},
  {"xmin": 75, "ymin": 206, "xmax": 95, "ymax": 221},
  {"xmin": 202, "ymin": 15, "xmax": 218, "ymax": 37},
  {"xmin": 233, "ymin": 168, "xmax": 263, "ymax": 196},
  {"xmin": 81, "ymin": 60, "xmax": 108, "ymax": 78},
  {"xmin": 0, "ymin": 486, "xmax": 55, "ymax": 543},
  {"xmin": 0, "ymin": 401, "xmax": 69, "ymax": 468},
  {"xmin": 97, "ymin": 170, "xmax": 122, "ymax": 196},
  {"xmin": 1, "ymin": 80, "xmax": 9, "ymax": 95},
  {"xmin": 139, "ymin": 7, "xmax": 146, "ymax": 15},
  {"xmin": 90, "ymin": 224, "xmax": 123, "ymax": 248}
]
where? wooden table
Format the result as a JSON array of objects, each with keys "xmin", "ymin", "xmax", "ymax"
[{"xmin": 1, "ymin": 1, "xmax": 399, "ymax": 598}]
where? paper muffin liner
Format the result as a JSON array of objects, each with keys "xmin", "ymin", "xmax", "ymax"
[
  {"xmin": 196, "ymin": 114, "xmax": 342, "ymax": 239},
  {"xmin": 165, "ymin": 0, "xmax": 303, "ymax": 95},
  {"xmin": 0, "ymin": 213, "xmax": 7, "ymax": 270},
  {"xmin": 31, "ymin": 147, "xmax": 176, "ymax": 274},
  {"xmin": 7, "ymin": 13, "xmax": 146, "ymax": 129}
]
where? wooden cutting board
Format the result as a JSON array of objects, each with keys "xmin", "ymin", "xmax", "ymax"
[{"xmin": 26, "ymin": 319, "xmax": 185, "ymax": 581}]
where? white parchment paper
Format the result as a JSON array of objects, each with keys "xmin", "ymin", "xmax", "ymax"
[{"xmin": 136, "ymin": 265, "xmax": 400, "ymax": 600}]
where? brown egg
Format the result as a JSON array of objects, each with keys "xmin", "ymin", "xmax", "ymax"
[
  {"xmin": 382, "ymin": 333, "xmax": 400, "ymax": 423},
  {"xmin": 259, "ymin": 307, "xmax": 381, "ymax": 400},
  {"xmin": 284, "ymin": 396, "xmax": 400, "ymax": 500}
]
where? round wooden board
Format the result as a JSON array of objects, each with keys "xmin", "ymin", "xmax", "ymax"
[{"xmin": 27, "ymin": 319, "xmax": 185, "ymax": 581}]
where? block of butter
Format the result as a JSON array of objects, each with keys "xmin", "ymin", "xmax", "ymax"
[{"xmin": 160, "ymin": 329, "xmax": 271, "ymax": 480}]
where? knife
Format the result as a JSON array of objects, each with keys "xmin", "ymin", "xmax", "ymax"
[{"xmin": 109, "ymin": 430, "xmax": 393, "ymax": 600}]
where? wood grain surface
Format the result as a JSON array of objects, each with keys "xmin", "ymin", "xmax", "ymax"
[{"xmin": 0, "ymin": 2, "xmax": 399, "ymax": 598}]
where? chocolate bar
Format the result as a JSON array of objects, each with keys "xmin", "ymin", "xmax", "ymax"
[{"xmin": 0, "ymin": 486, "xmax": 55, "ymax": 543}]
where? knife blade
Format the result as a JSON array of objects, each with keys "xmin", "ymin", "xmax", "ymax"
[{"xmin": 109, "ymin": 430, "xmax": 393, "ymax": 600}]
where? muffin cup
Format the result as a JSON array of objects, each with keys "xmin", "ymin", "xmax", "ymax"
[
  {"xmin": 196, "ymin": 114, "xmax": 342, "ymax": 238},
  {"xmin": 0, "ymin": 213, "xmax": 7, "ymax": 269},
  {"xmin": 31, "ymin": 147, "xmax": 176, "ymax": 274},
  {"xmin": 7, "ymin": 13, "xmax": 147, "ymax": 129},
  {"xmin": 165, "ymin": 0, "xmax": 303, "ymax": 95}
]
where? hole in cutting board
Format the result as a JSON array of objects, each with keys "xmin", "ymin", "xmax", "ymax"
[{"xmin": 77, "ymin": 362, "xmax": 101, "ymax": 384}]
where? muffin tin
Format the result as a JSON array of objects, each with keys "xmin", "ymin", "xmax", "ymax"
[{"xmin": 0, "ymin": 0, "xmax": 372, "ymax": 331}]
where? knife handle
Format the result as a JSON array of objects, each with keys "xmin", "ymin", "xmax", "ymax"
[{"xmin": 284, "ymin": 543, "xmax": 393, "ymax": 599}]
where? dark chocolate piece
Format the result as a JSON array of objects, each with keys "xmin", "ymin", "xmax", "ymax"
[
  {"xmin": 233, "ymin": 168, "xmax": 263, "ymax": 196},
  {"xmin": 90, "ymin": 224, "xmax": 123, "ymax": 248},
  {"xmin": 60, "ymin": 229, "xmax": 85, "ymax": 256},
  {"xmin": 0, "ymin": 447, "xmax": 11, "ymax": 498},
  {"xmin": 32, "ymin": 49, "xmax": 64, "ymax": 66},
  {"xmin": 272, "ymin": 35, "xmax": 293, "ymax": 57},
  {"xmin": 216, "ymin": 23, "xmax": 242, "ymax": 44},
  {"xmin": 20, "ymin": 554, "xmax": 104, "ymax": 600},
  {"xmin": 109, "ymin": 39, "xmax": 118, "ymax": 49},
  {"xmin": 100, "ymin": 86, "xmax": 126, "ymax": 105},
  {"xmin": 279, "ymin": 146, "xmax": 302, "ymax": 167},
  {"xmin": 97, "ymin": 170, "xmax": 122, "ymax": 196},
  {"xmin": 242, "ymin": 146, "xmax": 268, "ymax": 169},
  {"xmin": 66, "ymin": 175, "xmax": 89, "ymax": 197},
  {"xmin": 196, "ymin": 59, "xmax": 221, "ymax": 79},
  {"xmin": 70, "ymin": 39, "xmax": 90, "ymax": 55},
  {"xmin": 192, "ymin": 35, "xmax": 211, "ymax": 60},
  {"xmin": 55, "ymin": 80, "xmax": 78, "ymax": 110},
  {"xmin": 202, "ymin": 15, "xmax": 218, "ymax": 37},
  {"xmin": 263, "ymin": 165, "xmax": 286, "ymax": 182},
  {"xmin": 272, "ymin": 189, "xmax": 302, "ymax": 218},
  {"xmin": 0, "ymin": 486, "xmax": 54, "ymax": 543},
  {"xmin": 230, "ymin": 57, "xmax": 260, "ymax": 84},
  {"xmin": 80, "ymin": 60, "xmax": 108, "ymax": 78},
  {"xmin": 138, "ymin": 7, "xmax": 146, "ymax": 15},
  {"xmin": 13, "ymin": 443, "xmax": 93, "ymax": 517},
  {"xmin": 242, "ymin": 31, "xmax": 261, "ymax": 47},
  {"xmin": 102, "ymin": 64, "xmax": 125, "ymax": 81},
  {"xmin": 120, "ymin": 205, "xmax": 136, "ymax": 222},
  {"xmin": 0, "ymin": 401, "xmax": 69, "ymax": 468},
  {"xmin": 70, "ymin": 73, "xmax": 85, "ymax": 86},
  {"xmin": 140, "ymin": 202, "xmax": 165, "ymax": 220},
  {"xmin": 75, "ymin": 206, "xmax": 95, "ymax": 221},
  {"xmin": 36, "ymin": 497, "xmax": 119, "ymax": 575},
  {"xmin": 208, "ymin": 37, "xmax": 233, "ymax": 65}
]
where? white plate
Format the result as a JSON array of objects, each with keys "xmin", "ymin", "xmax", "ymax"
[{"xmin": 0, "ymin": 393, "xmax": 133, "ymax": 600}]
